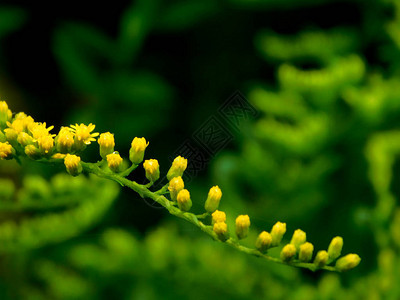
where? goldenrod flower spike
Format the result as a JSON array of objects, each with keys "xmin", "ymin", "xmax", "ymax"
[
  {"xmin": 98, "ymin": 132, "xmax": 115, "ymax": 159},
  {"xmin": 270, "ymin": 221, "xmax": 286, "ymax": 246},
  {"xmin": 0, "ymin": 142, "xmax": 14, "ymax": 159},
  {"xmin": 64, "ymin": 154, "xmax": 82, "ymax": 176},
  {"xmin": 299, "ymin": 242, "xmax": 314, "ymax": 262},
  {"xmin": 235, "ymin": 215, "xmax": 250, "ymax": 240},
  {"xmin": 168, "ymin": 176, "xmax": 184, "ymax": 201},
  {"xmin": 129, "ymin": 137, "xmax": 148, "ymax": 164},
  {"xmin": 290, "ymin": 229, "xmax": 306, "ymax": 250},
  {"xmin": 212, "ymin": 210, "xmax": 226, "ymax": 224},
  {"xmin": 143, "ymin": 159, "xmax": 160, "ymax": 183},
  {"xmin": 167, "ymin": 156, "xmax": 188, "ymax": 180},
  {"xmin": 255, "ymin": 231, "xmax": 272, "ymax": 253},
  {"xmin": 335, "ymin": 254, "xmax": 361, "ymax": 272},
  {"xmin": 314, "ymin": 250, "xmax": 329, "ymax": 268},
  {"xmin": 107, "ymin": 153, "xmax": 123, "ymax": 172},
  {"xmin": 205, "ymin": 185, "xmax": 222, "ymax": 213},
  {"xmin": 70, "ymin": 123, "xmax": 99, "ymax": 150},
  {"xmin": 177, "ymin": 189, "xmax": 192, "ymax": 211},
  {"xmin": 213, "ymin": 222, "xmax": 229, "ymax": 241},
  {"xmin": 327, "ymin": 236, "xmax": 343, "ymax": 261},
  {"xmin": 280, "ymin": 244, "xmax": 296, "ymax": 262},
  {"xmin": 56, "ymin": 127, "xmax": 75, "ymax": 153}
]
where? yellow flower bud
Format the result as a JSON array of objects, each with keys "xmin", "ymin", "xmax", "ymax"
[
  {"xmin": 167, "ymin": 156, "xmax": 188, "ymax": 180},
  {"xmin": 98, "ymin": 132, "xmax": 115, "ymax": 159},
  {"xmin": 107, "ymin": 152, "xmax": 123, "ymax": 172},
  {"xmin": 299, "ymin": 242, "xmax": 314, "ymax": 262},
  {"xmin": 213, "ymin": 221, "xmax": 229, "ymax": 241},
  {"xmin": 314, "ymin": 250, "xmax": 329, "ymax": 268},
  {"xmin": 64, "ymin": 154, "xmax": 82, "ymax": 176},
  {"xmin": 271, "ymin": 221, "xmax": 286, "ymax": 246},
  {"xmin": 51, "ymin": 153, "xmax": 66, "ymax": 160},
  {"xmin": 129, "ymin": 137, "xmax": 148, "ymax": 164},
  {"xmin": 335, "ymin": 254, "xmax": 361, "ymax": 272},
  {"xmin": 177, "ymin": 189, "xmax": 192, "ymax": 211},
  {"xmin": 0, "ymin": 101, "xmax": 11, "ymax": 126},
  {"xmin": 25, "ymin": 145, "xmax": 40, "ymax": 159},
  {"xmin": 212, "ymin": 210, "xmax": 226, "ymax": 224},
  {"xmin": 4, "ymin": 128, "xmax": 18, "ymax": 142},
  {"xmin": 168, "ymin": 176, "xmax": 184, "ymax": 201},
  {"xmin": 17, "ymin": 132, "xmax": 34, "ymax": 147},
  {"xmin": 56, "ymin": 127, "xmax": 75, "ymax": 153},
  {"xmin": 235, "ymin": 215, "xmax": 250, "ymax": 240},
  {"xmin": 255, "ymin": 231, "xmax": 272, "ymax": 253},
  {"xmin": 327, "ymin": 236, "xmax": 343, "ymax": 261},
  {"xmin": 37, "ymin": 135, "xmax": 54, "ymax": 155},
  {"xmin": 0, "ymin": 142, "xmax": 14, "ymax": 159},
  {"xmin": 290, "ymin": 229, "xmax": 306, "ymax": 250},
  {"xmin": 143, "ymin": 159, "xmax": 160, "ymax": 182},
  {"xmin": 280, "ymin": 244, "xmax": 296, "ymax": 262},
  {"xmin": 205, "ymin": 185, "xmax": 222, "ymax": 213}
]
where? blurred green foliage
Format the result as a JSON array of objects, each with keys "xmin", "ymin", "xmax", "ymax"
[{"xmin": 1, "ymin": 0, "xmax": 400, "ymax": 299}]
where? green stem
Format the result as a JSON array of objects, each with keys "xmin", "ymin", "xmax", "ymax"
[{"xmin": 39, "ymin": 159, "xmax": 338, "ymax": 272}]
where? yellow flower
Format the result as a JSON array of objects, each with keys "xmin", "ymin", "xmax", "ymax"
[
  {"xmin": 0, "ymin": 101, "xmax": 12, "ymax": 126},
  {"xmin": 129, "ymin": 137, "xmax": 149, "ymax": 164},
  {"xmin": 64, "ymin": 154, "xmax": 82, "ymax": 176},
  {"xmin": 4, "ymin": 128, "xmax": 18, "ymax": 142},
  {"xmin": 17, "ymin": 132, "xmax": 34, "ymax": 146},
  {"xmin": 51, "ymin": 153, "xmax": 66, "ymax": 160},
  {"xmin": 299, "ymin": 242, "xmax": 314, "ymax": 262},
  {"xmin": 55, "ymin": 127, "xmax": 75, "ymax": 153},
  {"xmin": 290, "ymin": 229, "xmax": 306, "ymax": 250},
  {"xmin": 177, "ymin": 189, "xmax": 192, "ymax": 211},
  {"xmin": 167, "ymin": 156, "xmax": 188, "ymax": 180},
  {"xmin": 14, "ymin": 113, "xmax": 34, "ymax": 130},
  {"xmin": 256, "ymin": 231, "xmax": 272, "ymax": 253},
  {"xmin": 29, "ymin": 122, "xmax": 55, "ymax": 140},
  {"xmin": 235, "ymin": 215, "xmax": 250, "ymax": 240},
  {"xmin": 7, "ymin": 119, "xmax": 24, "ymax": 133},
  {"xmin": 335, "ymin": 254, "xmax": 361, "ymax": 272},
  {"xmin": 107, "ymin": 152, "xmax": 123, "ymax": 172},
  {"xmin": 70, "ymin": 123, "xmax": 99, "ymax": 147},
  {"xmin": 280, "ymin": 244, "xmax": 296, "ymax": 262},
  {"xmin": 0, "ymin": 142, "xmax": 14, "ymax": 159},
  {"xmin": 212, "ymin": 210, "xmax": 226, "ymax": 224},
  {"xmin": 98, "ymin": 132, "xmax": 115, "ymax": 159},
  {"xmin": 143, "ymin": 159, "xmax": 160, "ymax": 182},
  {"xmin": 168, "ymin": 176, "xmax": 184, "ymax": 201},
  {"xmin": 314, "ymin": 250, "xmax": 329, "ymax": 268},
  {"xmin": 213, "ymin": 221, "xmax": 229, "ymax": 241},
  {"xmin": 25, "ymin": 145, "xmax": 40, "ymax": 159},
  {"xmin": 271, "ymin": 221, "xmax": 286, "ymax": 246},
  {"xmin": 204, "ymin": 185, "xmax": 222, "ymax": 213},
  {"xmin": 37, "ymin": 135, "xmax": 54, "ymax": 154},
  {"xmin": 327, "ymin": 236, "xmax": 343, "ymax": 261}
]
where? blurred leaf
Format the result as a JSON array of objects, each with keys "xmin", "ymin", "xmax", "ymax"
[
  {"xmin": 117, "ymin": 0, "xmax": 158, "ymax": 65},
  {"xmin": 157, "ymin": 0, "xmax": 219, "ymax": 31},
  {"xmin": 53, "ymin": 23, "xmax": 112, "ymax": 95},
  {"xmin": 0, "ymin": 7, "xmax": 26, "ymax": 39}
]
